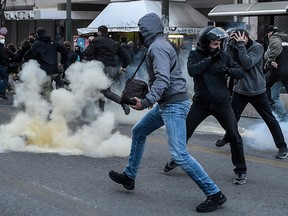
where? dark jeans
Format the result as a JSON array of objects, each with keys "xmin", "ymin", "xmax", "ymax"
[
  {"xmin": 0, "ymin": 65, "xmax": 8, "ymax": 94},
  {"xmin": 186, "ymin": 101, "xmax": 247, "ymax": 174},
  {"xmin": 223, "ymin": 92, "xmax": 287, "ymax": 149}
]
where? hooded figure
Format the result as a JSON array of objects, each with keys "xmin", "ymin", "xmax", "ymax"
[
  {"xmin": 137, "ymin": 13, "xmax": 187, "ymax": 108},
  {"xmin": 109, "ymin": 13, "xmax": 227, "ymax": 213}
]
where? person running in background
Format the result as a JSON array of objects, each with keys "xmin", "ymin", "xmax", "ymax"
[
  {"xmin": 214, "ymin": 28, "xmax": 288, "ymax": 159},
  {"xmin": 163, "ymin": 26, "xmax": 248, "ymax": 185},
  {"xmin": 84, "ymin": 25, "xmax": 130, "ymax": 115},
  {"xmin": 109, "ymin": 13, "xmax": 226, "ymax": 213},
  {"xmin": 264, "ymin": 26, "xmax": 288, "ymax": 106},
  {"xmin": 24, "ymin": 27, "xmax": 68, "ymax": 100}
]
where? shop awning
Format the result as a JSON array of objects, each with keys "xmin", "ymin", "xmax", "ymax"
[
  {"xmin": 208, "ymin": 1, "xmax": 288, "ymax": 17},
  {"xmin": 77, "ymin": 0, "xmax": 210, "ymax": 35}
]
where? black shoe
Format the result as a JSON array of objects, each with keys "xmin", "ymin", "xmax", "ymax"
[
  {"xmin": 215, "ymin": 138, "xmax": 229, "ymax": 147},
  {"xmin": 0, "ymin": 93, "xmax": 8, "ymax": 100},
  {"xmin": 276, "ymin": 148, "xmax": 288, "ymax": 159},
  {"xmin": 121, "ymin": 104, "xmax": 130, "ymax": 115},
  {"xmin": 196, "ymin": 191, "xmax": 227, "ymax": 212},
  {"xmin": 233, "ymin": 172, "xmax": 247, "ymax": 185},
  {"xmin": 109, "ymin": 170, "xmax": 135, "ymax": 190},
  {"xmin": 163, "ymin": 160, "xmax": 178, "ymax": 174}
]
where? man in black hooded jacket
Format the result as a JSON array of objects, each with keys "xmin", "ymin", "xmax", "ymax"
[
  {"xmin": 24, "ymin": 27, "xmax": 68, "ymax": 100},
  {"xmin": 84, "ymin": 25, "xmax": 131, "ymax": 115}
]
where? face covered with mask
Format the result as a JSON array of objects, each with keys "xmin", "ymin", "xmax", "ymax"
[{"xmin": 0, "ymin": 35, "xmax": 5, "ymax": 45}]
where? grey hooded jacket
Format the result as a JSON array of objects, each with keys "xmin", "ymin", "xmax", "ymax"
[
  {"xmin": 138, "ymin": 13, "xmax": 188, "ymax": 108},
  {"xmin": 264, "ymin": 31, "xmax": 288, "ymax": 76},
  {"xmin": 227, "ymin": 39, "xmax": 266, "ymax": 96}
]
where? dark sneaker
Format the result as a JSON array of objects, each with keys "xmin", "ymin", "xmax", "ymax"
[
  {"xmin": 196, "ymin": 191, "xmax": 227, "ymax": 213},
  {"xmin": 0, "ymin": 93, "xmax": 8, "ymax": 100},
  {"xmin": 215, "ymin": 138, "xmax": 229, "ymax": 147},
  {"xmin": 233, "ymin": 173, "xmax": 247, "ymax": 185},
  {"xmin": 121, "ymin": 104, "xmax": 130, "ymax": 115},
  {"xmin": 109, "ymin": 170, "xmax": 134, "ymax": 190},
  {"xmin": 163, "ymin": 160, "xmax": 178, "ymax": 174},
  {"xmin": 276, "ymin": 148, "xmax": 288, "ymax": 159}
]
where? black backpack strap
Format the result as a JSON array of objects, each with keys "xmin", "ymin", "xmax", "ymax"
[
  {"xmin": 131, "ymin": 55, "xmax": 177, "ymax": 79},
  {"xmin": 131, "ymin": 54, "xmax": 146, "ymax": 79}
]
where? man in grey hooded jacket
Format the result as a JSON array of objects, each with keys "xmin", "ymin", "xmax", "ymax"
[
  {"xmin": 215, "ymin": 28, "xmax": 288, "ymax": 159},
  {"xmin": 109, "ymin": 13, "xmax": 226, "ymax": 213}
]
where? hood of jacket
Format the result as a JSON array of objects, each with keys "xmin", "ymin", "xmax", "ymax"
[
  {"xmin": 37, "ymin": 34, "xmax": 51, "ymax": 42},
  {"xmin": 272, "ymin": 31, "xmax": 288, "ymax": 42},
  {"xmin": 138, "ymin": 13, "xmax": 164, "ymax": 48}
]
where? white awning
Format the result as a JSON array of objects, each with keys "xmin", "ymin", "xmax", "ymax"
[
  {"xmin": 77, "ymin": 0, "xmax": 210, "ymax": 35},
  {"xmin": 208, "ymin": 1, "xmax": 288, "ymax": 17}
]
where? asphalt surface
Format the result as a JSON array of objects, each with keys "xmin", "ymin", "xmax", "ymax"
[{"xmin": 0, "ymin": 92, "xmax": 287, "ymax": 216}]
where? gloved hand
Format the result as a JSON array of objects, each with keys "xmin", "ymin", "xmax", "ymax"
[
  {"xmin": 209, "ymin": 47, "xmax": 221, "ymax": 61},
  {"xmin": 219, "ymin": 65, "xmax": 232, "ymax": 75}
]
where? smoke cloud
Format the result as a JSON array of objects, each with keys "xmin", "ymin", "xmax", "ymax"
[{"xmin": 0, "ymin": 60, "xmax": 132, "ymax": 158}]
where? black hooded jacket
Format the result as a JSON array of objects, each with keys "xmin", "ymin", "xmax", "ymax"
[
  {"xmin": 84, "ymin": 35, "xmax": 130, "ymax": 68},
  {"xmin": 187, "ymin": 48, "xmax": 244, "ymax": 105},
  {"xmin": 24, "ymin": 35, "xmax": 68, "ymax": 75}
]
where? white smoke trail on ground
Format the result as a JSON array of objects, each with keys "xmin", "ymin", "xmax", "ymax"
[{"xmin": 0, "ymin": 60, "xmax": 132, "ymax": 158}]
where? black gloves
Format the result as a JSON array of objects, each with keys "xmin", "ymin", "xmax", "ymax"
[{"xmin": 219, "ymin": 65, "xmax": 232, "ymax": 75}]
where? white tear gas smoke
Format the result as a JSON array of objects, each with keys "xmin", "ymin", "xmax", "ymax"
[
  {"xmin": 0, "ymin": 60, "xmax": 131, "ymax": 158},
  {"xmin": 242, "ymin": 121, "xmax": 288, "ymax": 150}
]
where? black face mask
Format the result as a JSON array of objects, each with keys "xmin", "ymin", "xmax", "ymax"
[
  {"xmin": 138, "ymin": 31, "xmax": 144, "ymax": 44},
  {"xmin": 29, "ymin": 38, "xmax": 35, "ymax": 44}
]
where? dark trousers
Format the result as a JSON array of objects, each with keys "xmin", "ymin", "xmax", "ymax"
[
  {"xmin": 186, "ymin": 101, "xmax": 247, "ymax": 174},
  {"xmin": 224, "ymin": 92, "xmax": 287, "ymax": 149}
]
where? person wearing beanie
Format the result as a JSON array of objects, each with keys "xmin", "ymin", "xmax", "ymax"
[
  {"xmin": 24, "ymin": 27, "xmax": 68, "ymax": 100},
  {"xmin": 214, "ymin": 28, "xmax": 288, "ymax": 159}
]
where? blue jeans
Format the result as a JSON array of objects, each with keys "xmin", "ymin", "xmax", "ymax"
[
  {"xmin": 0, "ymin": 65, "xmax": 8, "ymax": 94},
  {"xmin": 271, "ymin": 81, "xmax": 288, "ymax": 120},
  {"xmin": 124, "ymin": 100, "xmax": 220, "ymax": 196}
]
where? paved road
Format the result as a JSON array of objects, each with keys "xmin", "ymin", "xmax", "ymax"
[{"xmin": 0, "ymin": 93, "xmax": 287, "ymax": 216}]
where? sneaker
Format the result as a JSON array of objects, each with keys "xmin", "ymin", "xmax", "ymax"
[
  {"xmin": 109, "ymin": 170, "xmax": 135, "ymax": 190},
  {"xmin": 196, "ymin": 191, "xmax": 227, "ymax": 212},
  {"xmin": 121, "ymin": 104, "xmax": 130, "ymax": 115},
  {"xmin": 0, "ymin": 93, "xmax": 8, "ymax": 100},
  {"xmin": 276, "ymin": 148, "xmax": 288, "ymax": 159},
  {"xmin": 215, "ymin": 138, "xmax": 229, "ymax": 147},
  {"xmin": 163, "ymin": 160, "xmax": 178, "ymax": 174},
  {"xmin": 233, "ymin": 173, "xmax": 247, "ymax": 185}
]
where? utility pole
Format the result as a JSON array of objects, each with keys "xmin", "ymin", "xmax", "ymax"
[
  {"xmin": 66, "ymin": 0, "xmax": 72, "ymax": 43},
  {"xmin": 161, "ymin": 0, "xmax": 169, "ymax": 31}
]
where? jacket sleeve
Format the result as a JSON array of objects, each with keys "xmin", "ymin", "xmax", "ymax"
[
  {"xmin": 236, "ymin": 42, "xmax": 264, "ymax": 70},
  {"xmin": 264, "ymin": 36, "xmax": 282, "ymax": 63},
  {"xmin": 83, "ymin": 42, "xmax": 96, "ymax": 61},
  {"xmin": 225, "ymin": 53, "xmax": 244, "ymax": 79},
  {"xmin": 141, "ymin": 47, "xmax": 170, "ymax": 108},
  {"xmin": 187, "ymin": 50, "xmax": 212, "ymax": 77},
  {"xmin": 23, "ymin": 43, "xmax": 38, "ymax": 62}
]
